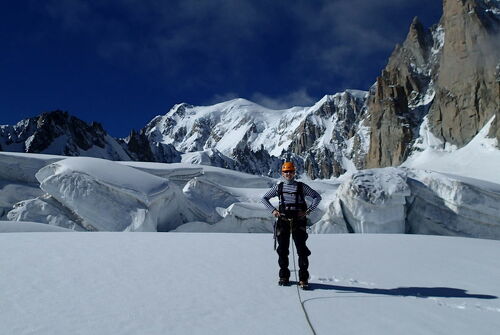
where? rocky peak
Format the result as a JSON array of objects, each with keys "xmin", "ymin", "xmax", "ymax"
[
  {"xmin": 363, "ymin": 0, "xmax": 499, "ymax": 169},
  {"xmin": 26, "ymin": 110, "xmax": 107, "ymax": 152},
  {"xmin": 428, "ymin": 0, "xmax": 499, "ymax": 147},
  {"xmin": 0, "ymin": 110, "xmax": 131, "ymax": 160},
  {"xmin": 403, "ymin": 17, "xmax": 434, "ymax": 65},
  {"xmin": 364, "ymin": 16, "xmax": 436, "ymax": 168}
]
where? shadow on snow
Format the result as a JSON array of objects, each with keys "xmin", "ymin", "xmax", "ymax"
[{"xmin": 306, "ymin": 283, "xmax": 497, "ymax": 299}]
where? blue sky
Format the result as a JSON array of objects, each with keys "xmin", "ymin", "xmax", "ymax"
[{"xmin": 1, "ymin": 0, "xmax": 442, "ymax": 137}]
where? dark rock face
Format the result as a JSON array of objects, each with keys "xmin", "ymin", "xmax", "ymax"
[
  {"xmin": 365, "ymin": 18, "xmax": 436, "ymax": 168},
  {"xmin": 364, "ymin": 0, "xmax": 499, "ymax": 168},
  {"xmin": 122, "ymin": 129, "xmax": 181, "ymax": 163},
  {"xmin": 31, "ymin": 111, "xmax": 108, "ymax": 153},
  {"xmin": 122, "ymin": 129, "xmax": 156, "ymax": 162},
  {"xmin": 287, "ymin": 92, "xmax": 365, "ymax": 178},
  {"xmin": 303, "ymin": 148, "xmax": 346, "ymax": 179},
  {"xmin": 428, "ymin": 0, "xmax": 500, "ymax": 147},
  {"xmin": 0, "ymin": 110, "xmax": 130, "ymax": 160},
  {"xmin": 232, "ymin": 145, "xmax": 282, "ymax": 177}
]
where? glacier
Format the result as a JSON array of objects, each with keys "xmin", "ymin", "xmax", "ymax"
[
  {"xmin": 1, "ymin": 148, "xmax": 500, "ymax": 239},
  {"xmin": 7, "ymin": 156, "xmax": 205, "ymax": 231}
]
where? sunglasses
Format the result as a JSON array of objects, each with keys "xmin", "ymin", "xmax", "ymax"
[{"xmin": 282, "ymin": 171, "xmax": 295, "ymax": 174}]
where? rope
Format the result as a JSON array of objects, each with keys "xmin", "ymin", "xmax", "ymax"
[{"xmin": 289, "ymin": 219, "xmax": 318, "ymax": 335}]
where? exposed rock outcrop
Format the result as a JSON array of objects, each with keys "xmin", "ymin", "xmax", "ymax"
[
  {"xmin": 428, "ymin": 0, "xmax": 500, "ymax": 147},
  {"xmin": 0, "ymin": 110, "xmax": 131, "ymax": 160},
  {"xmin": 364, "ymin": 17, "xmax": 437, "ymax": 168},
  {"xmin": 122, "ymin": 129, "xmax": 181, "ymax": 163},
  {"xmin": 364, "ymin": 0, "xmax": 499, "ymax": 168}
]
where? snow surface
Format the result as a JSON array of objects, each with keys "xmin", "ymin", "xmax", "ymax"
[
  {"xmin": 404, "ymin": 116, "xmax": 500, "ymax": 184},
  {"xmin": 1, "ymin": 233, "xmax": 499, "ymax": 335},
  {"xmin": 0, "ymin": 220, "xmax": 73, "ymax": 232},
  {"xmin": 2, "ymin": 110, "xmax": 500, "ymax": 333}
]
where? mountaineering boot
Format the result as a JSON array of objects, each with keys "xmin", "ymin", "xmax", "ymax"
[
  {"xmin": 298, "ymin": 280, "xmax": 309, "ymax": 290},
  {"xmin": 278, "ymin": 278, "xmax": 290, "ymax": 286}
]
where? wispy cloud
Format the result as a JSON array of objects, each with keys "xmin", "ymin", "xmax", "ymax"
[
  {"xmin": 39, "ymin": 0, "xmax": 442, "ymax": 99},
  {"xmin": 206, "ymin": 92, "xmax": 241, "ymax": 105},
  {"xmin": 251, "ymin": 88, "xmax": 316, "ymax": 109}
]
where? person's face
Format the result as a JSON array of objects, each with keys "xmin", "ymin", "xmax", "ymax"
[{"xmin": 282, "ymin": 170, "xmax": 295, "ymax": 181}]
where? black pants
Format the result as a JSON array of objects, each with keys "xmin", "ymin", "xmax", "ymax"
[{"xmin": 276, "ymin": 216, "xmax": 311, "ymax": 281}]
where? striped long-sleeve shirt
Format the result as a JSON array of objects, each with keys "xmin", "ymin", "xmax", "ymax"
[{"xmin": 261, "ymin": 180, "xmax": 322, "ymax": 214}]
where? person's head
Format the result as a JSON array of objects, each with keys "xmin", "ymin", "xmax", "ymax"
[{"xmin": 281, "ymin": 161, "xmax": 296, "ymax": 181}]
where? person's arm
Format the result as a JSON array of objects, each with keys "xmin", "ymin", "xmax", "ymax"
[
  {"xmin": 261, "ymin": 185, "xmax": 280, "ymax": 216},
  {"xmin": 302, "ymin": 183, "xmax": 322, "ymax": 214}
]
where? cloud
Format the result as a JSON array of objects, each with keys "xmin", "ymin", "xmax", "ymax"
[
  {"xmin": 285, "ymin": 0, "xmax": 442, "ymax": 87},
  {"xmin": 251, "ymin": 88, "xmax": 317, "ymax": 109},
  {"xmin": 45, "ymin": 0, "xmax": 92, "ymax": 32},
  {"xmin": 206, "ymin": 92, "xmax": 241, "ymax": 105},
  {"xmin": 57, "ymin": 1, "xmax": 271, "ymax": 90},
  {"xmin": 205, "ymin": 89, "xmax": 316, "ymax": 109},
  {"xmin": 38, "ymin": 0, "xmax": 443, "ymax": 96}
]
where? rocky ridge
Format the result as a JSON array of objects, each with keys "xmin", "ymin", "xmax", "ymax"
[
  {"xmin": 0, "ymin": 110, "xmax": 131, "ymax": 160},
  {"xmin": 0, "ymin": 110, "xmax": 181, "ymax": 164},
  {"xmin": 364, "ymin": 0, "xmax": 499, "ymax": 168}
]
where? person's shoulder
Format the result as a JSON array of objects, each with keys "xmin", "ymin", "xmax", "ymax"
[
  {"xmin": 300, "ymin": 182, "xmax": 318, "ymax": 191},
  {"xmin": 268, "ymin": 182, "xmax": 280, "ymax": 189}
]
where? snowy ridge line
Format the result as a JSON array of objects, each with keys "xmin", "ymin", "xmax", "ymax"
[
  {"xmin": 119, "ymin": 162, "xmax": 205, "ymax": 182},
  {"xmin": 142, "ymin": 91, "xmax": 367, "ymax": 178}
]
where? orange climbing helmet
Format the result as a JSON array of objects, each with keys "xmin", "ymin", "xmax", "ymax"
[{"xmin": 281, "ymin": 161, "xmax": 296, "ymax": 172}]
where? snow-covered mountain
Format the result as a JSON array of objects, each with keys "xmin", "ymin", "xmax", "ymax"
[
  {"xmin": 143, "ymin": 91, "xmax": 367, "ymax": 178},
  {"xmin": 1, "ymin": 0, "xmax": 498, "ymax": 180},
  {"xmin": 0, "ymin": 91, "xmax": 367, "ymax": 179},
  {"xmin": 138, "ymin": 0, "xmax": 499, "ymax": 177}
]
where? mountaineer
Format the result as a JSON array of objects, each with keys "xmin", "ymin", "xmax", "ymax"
[{"xmin": 261, "ymin": 161, "xmax": 321, "ymax": 289}]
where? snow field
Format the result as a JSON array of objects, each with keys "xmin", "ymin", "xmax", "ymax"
[{"xmin": 1, "ymin": 233, "xmax": 499, "ymax": 335}]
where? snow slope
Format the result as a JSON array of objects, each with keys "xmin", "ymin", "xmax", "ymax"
[
  {"xmin": 0, "ymin": 233, "xmax": 499, "ymax": 335},
  {"xmin": 403, "ymin": 116, "xmax": 500, "ymax": 184}
]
